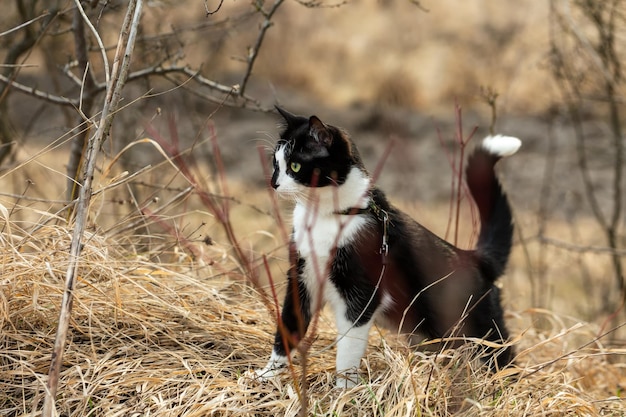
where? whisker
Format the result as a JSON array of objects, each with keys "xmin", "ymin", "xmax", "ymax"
[{"xmin": 251, "ymin": 136, "xmax": 277, "ymax": 154}]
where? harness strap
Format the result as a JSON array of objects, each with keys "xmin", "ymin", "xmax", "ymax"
[{"xmin": 334, "ymin": 199, "xmax": 390, "ymax": 264}]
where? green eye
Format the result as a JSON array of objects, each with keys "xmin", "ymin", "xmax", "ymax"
[{"xmin": 290, "ymin": 162, "xmax": 301, "ymax": 173}]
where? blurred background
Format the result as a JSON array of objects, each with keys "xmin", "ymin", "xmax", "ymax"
[{"xmin": 1, "ymin": 0, "xmax": 625, "ymax": 335}]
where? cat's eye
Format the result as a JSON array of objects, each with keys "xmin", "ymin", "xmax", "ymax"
[{"xmin": 290, "ymin": 162, "xmax": 301, "ymax": 173}]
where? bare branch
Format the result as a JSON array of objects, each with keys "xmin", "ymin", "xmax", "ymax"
[
  {"xmin": 0, "ymin": 73, "xmax": 79, "ymax": 106},
  {"xmin": 294, "ymin": 0, "xmax": 349, "ymax": 7},
  {"xmin": 61, "ymin": 60, "xmax": 86, "ymax": 87},
  {"xmin": 534, "ymin": 235, "xmax": 626, "ymax": 256},
  {"xmin": 42, "ymin": 1, "xmax": 144, "ymax": 415},
  {"xmin": 0, "ymin": 10, "xmax": 52, "ymax": 38},
  {"xmin": 129, "ymin": 65, "xmax": 265, "ymax": 109},
  {"xmin": 560, "ymin": 0, "xmax": 616, "ymax": 85},
  {"xmin": 548, "ymin": 0, "xmax": 626, "ymax": 310},
  {"xmin": 73, "ymin": 0, "xmax": 110, "ymax": 88},
  {"xmin": 204, "ymin": 0, "xmax": 225, "ymax": 16},
  {"xmin": 239, "ymin": 0, "xmax": 285, "ymax": 97},
  {"xmin": 130, "ymin": 65, "xmax": 235, "ymax": 95},
  {"xmin": 72, "ymin": 5, "xmax": 98, "ymax": 113},
  {"xmin": 0, "ymin": 63, "xmax": 269, "ymax": 111},
  {"xmin": 479, "ymin": 85, "xmax": 499, "ymax": 135},
  {"xmin": 0, "ymin": 2, "xmax": 58, "ymax": 164},
  {"xmin": 66, "ymin": 3, "xmax": 106, "ymax": 202}
]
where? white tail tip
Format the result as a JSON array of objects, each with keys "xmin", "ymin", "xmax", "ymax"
[{"xmin": 481, "ymin": 134, "xmax": 521, "ymax": 157}]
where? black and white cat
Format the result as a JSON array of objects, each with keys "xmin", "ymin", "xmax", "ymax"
[{"xmin": 257, "ymin": 107, "xmax": 520, "ymax": 388}]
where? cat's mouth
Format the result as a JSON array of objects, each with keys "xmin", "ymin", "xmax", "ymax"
[
  {"xmin": 273, "ymin": 180, "xmax": 329, "ymax": 208},
  {"xmin": 274, "ymin": 184, "xmax": 309, "ymax": 204}
]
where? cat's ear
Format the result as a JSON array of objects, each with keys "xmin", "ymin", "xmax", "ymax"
[
  {"xmin": 275, "ymin": 106, "xmax": 303, "ymax": 129},
  {"xmin": 308, "ymin": 116, "xmax": 332, "ymax": 147}
]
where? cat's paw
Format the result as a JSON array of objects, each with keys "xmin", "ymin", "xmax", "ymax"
[
  {"xmin": 254, "ymin": 362, "xmax": 287, "ymax": 381},
  {"xmin": 254, "ymin": 352, "xmax": 289, "ymax": 382}
]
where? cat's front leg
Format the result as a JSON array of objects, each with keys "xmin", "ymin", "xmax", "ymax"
[
  {"xmin": 334, "ymin": 312, "xmax": 374, "ymax": 388},
  {"xmin": 257, "ymin": 256, "xmax": 311, "ymax": 382}
]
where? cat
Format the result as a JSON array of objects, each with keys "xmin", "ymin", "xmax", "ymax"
[{"xmin": 256, "ymin": 106, "xmax": 520, "ymax": 388}]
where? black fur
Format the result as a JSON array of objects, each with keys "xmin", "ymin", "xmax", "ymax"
[
  {"xmin": 269, "ymin": 107, "xmax": 516, "ymax": 375},
  {"xmin": 271, "ymin": 107, "xmax": 364, "ymax": 189}
]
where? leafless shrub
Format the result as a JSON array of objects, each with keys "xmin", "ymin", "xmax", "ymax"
[{"xmin": 548, "ymin": 0, "xmax": 626, "ymax": 317}]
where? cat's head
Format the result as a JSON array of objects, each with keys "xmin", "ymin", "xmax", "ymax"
[{"xmin": 271, "ymin": 107, "xmax": 368, "ymax": 205}]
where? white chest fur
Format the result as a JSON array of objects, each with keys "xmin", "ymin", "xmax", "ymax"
[
  {"xmin": 292, "ymin": 204, "xmax": 371, "ymax": 306},
  {"xmin": 292, "ymin": 204, "xmax": 370, "ymax": 260},
  {"xmin": 277, "ymin": 159, "xmax": 373, "ymax": 307}
]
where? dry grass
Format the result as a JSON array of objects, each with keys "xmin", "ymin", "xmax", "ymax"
[
  {"xmin": 1, "ymin": 1, "xmax": 624, "ymax": 415},
  {"xmin": 1, "ymin": 220, "xmax": 625, "ymax": 416},
  {"xmin": 0, "ymin": 142, "xmax": 624, "ymax": 416}
]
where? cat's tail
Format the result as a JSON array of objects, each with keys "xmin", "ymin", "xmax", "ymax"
[{"xmin": 466, "ymin": 135, "xmax": 521, "ymax": 282}]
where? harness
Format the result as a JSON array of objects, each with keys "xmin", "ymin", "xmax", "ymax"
[{"xmin": 335, "ymin": 199, "xmax": 390, "ymax": 265}]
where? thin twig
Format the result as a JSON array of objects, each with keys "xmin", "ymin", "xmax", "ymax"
[
  {"xmin": 204, "ymin": 0, "xmax": 225, "ymax": 16},
  {"xmin": 532, "ymin": 235, "xmax": 626, "ymax": 256},
  {"xmin": 73, "ymin": 0, "xmax": 110, "ymax": 88},
  {"xmin": 294, "ymin": 0, "xmax": 348, "ymax": 8},
  {"xmin": 549, "ymin": 0, "xmax": 625, "ymax": 309},
  {"xmin": 61, "ymin": 60, "xmax": 84, "ymax": 87},
  {"xmin": 239, "ymin": 0, "xmax": 285, "ymax": 97},
  {"xmin": 0, "ymin": 63, "xmax": 265, "ymax": 109},
  {"xmin": 452, "ymin": 103, "xmax": 478, "ymax": 247},
  {"xmin": 0, "ymin": 74, "xmax": 78, "ymax": 106},
  {"xmin": 0, "ymin": 10, "xmax": 52, "ymax": 38},
  {"xmin": 41, "ymin": 1, "xmax": 144, "ymax": 415},
  {"xmin": 480, "ymin": 85, "xmax": 499, "ymax": 135}
]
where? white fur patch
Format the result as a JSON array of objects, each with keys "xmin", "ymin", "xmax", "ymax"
[
  {"xmin": 334, "ymin": 307, "xmax": 373, "ymax": 388},
  {"xmin": 312, "ymin": 166, "xmax": 372, "ymax": 214},
  {"xmin": 290, "ymin": 167, "xmax": 373, "ymax": 304},
  {"xmin": 292, "ymin": 203, "xmax": 371, "ymax": 259},
  {"xmin": 273, "ymin": 146, "xmax": 297, "ymax": 194},
  {"xmin": 255, "ymin": 350, "xmax": 289, "ymax": 381},
  {"xmin": 482, "ymin": 135, "xmax": 521, "ymax": 157}
]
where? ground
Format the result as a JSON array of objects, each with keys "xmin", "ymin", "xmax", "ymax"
[{"xmin": 0, "ymin": 1, "xmax": 625, "ymax": 415}]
